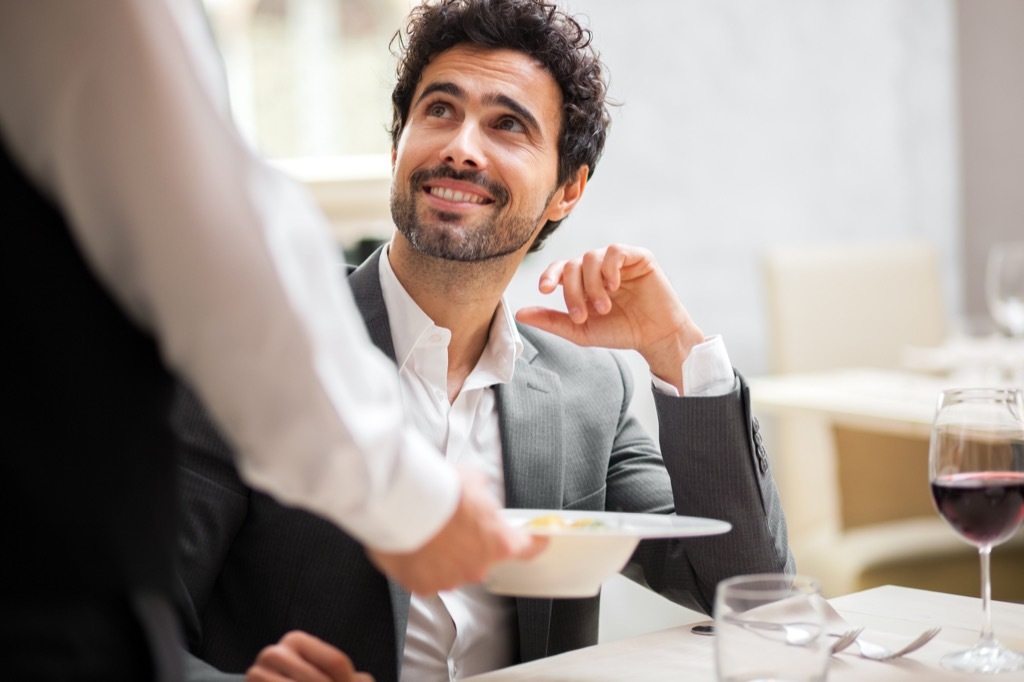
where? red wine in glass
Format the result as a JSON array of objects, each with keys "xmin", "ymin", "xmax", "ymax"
[
  {"xmin": 931, "ymin": 472, "xmax": 1024, "ymax": 546},
  {"xmin": 929, "ymin": 387, "xmax": 1024, "ymax": 674}
]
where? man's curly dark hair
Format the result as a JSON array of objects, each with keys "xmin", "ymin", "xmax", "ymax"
[{"xmin": 389, "ymin": 0, "xmax": 611, "ymax": 252}]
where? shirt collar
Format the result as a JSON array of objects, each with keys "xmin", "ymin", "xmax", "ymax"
[{"xmin": 378, "ymin": 244, "xmax": 523, "ymax": 383}]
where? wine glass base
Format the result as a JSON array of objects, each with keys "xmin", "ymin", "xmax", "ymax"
[{"xmin": 941, "ymin": 640, "xmax": 1024, "ymax": 674}]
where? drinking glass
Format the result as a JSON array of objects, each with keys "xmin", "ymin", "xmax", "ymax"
[
  {"xmin": 929, "ymin": 387, "xmax": 1024, "ymax": 673},
  {"xmin": 714, "ymin": 574, "xmax": 829, "ymax": 682},
  {"xmin": 986, "ymin": 241, "xmax": 1024, "ymax": 338}
]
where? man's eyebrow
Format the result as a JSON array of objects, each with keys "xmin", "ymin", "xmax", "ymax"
[
  {"xmin": 415, "ymin": 81, "xmax": 465, "ymax": 107},
  {"xmin": 485, "ymin": 93, "xmax": 541, "ymax": 135}
]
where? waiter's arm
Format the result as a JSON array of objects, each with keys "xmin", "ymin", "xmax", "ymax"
[{"xmin": 0, "ymin": 0, "xmax": 539, "ymax": 590}]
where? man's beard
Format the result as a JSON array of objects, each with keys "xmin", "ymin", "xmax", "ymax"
[{"xmin": 390, "ymin": 166, "xmax": 546, "ymax": 262}]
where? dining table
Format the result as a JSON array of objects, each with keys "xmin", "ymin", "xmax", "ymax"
[{"xmin": 462, "ymin": 585, "xmax": 1024, "ymax": 681}]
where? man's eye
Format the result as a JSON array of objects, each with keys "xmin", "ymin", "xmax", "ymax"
[
  {"xmin": 496, "ymin": 116, "xmax": 526, "ymax": 133},
  {"xmin": 427, "ymin": 102, "xmax": 451, "ymax": 118}
]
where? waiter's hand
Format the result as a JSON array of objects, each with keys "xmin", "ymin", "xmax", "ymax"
[
  {"xmin": 368, "ymin": 468, "xmax": 547, "ymax": 594},
  {"xmin": 245, "ymin": 631, "xmax": 373, "ymax": 682}
]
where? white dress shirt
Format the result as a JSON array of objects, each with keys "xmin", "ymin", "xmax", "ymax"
[
  {"xmin": 379, "ymin": 252, "xmax": 519, "ymax": 681},
  {"xmin": 0, "ymin": 0, "xmax": 457, "ymax": 551},
  {"xmin": 379, "ymin": 249, "xmax": 736, "ymax": 681}
]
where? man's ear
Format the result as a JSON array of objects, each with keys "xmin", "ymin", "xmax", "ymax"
[
  {"xmin": 545, "ymin": 165, "xmax": 589, "ymax": 222},
  {"xmin": 391, "ymin": 148, "xmax": 397, "ymax": 170}
]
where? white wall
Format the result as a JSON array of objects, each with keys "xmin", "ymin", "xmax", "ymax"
[{"xmin": 506, "ymin": 0, "xmax": 960, "ymax": 393}]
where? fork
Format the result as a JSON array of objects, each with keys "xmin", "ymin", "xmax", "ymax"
[
  {"xmin": 829, "ymin": 627, "xmax": 865, "ymax": 654},
  {"xmin": 848, "ymin": 627, "xmax": 942, "ymax": 661}
]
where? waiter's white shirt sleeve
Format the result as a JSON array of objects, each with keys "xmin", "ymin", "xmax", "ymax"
[{"xmin": 0, "ymin": 0, "xmax": 457, "ymax": 551}]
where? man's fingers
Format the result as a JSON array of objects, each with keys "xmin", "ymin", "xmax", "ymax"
[
  {"xmin": 537, "ymin": 246, "xmax": 640, "ymax": 322},
  {"xmin": 280, "ymin": 631, "xmax": 365, "ymax": 682},
  {"xmin": 515, "ymin": 307, "xmax": 578, "ymax": 341},
  {"xmin": 558, "ymin": 259, "xmax": 588, "ymax": 323},
  {"xmin": 246, "ymin": 667, "xmax": 291, "ymax": 682},
  {"xmin": 538, "ymin": 260, "xmax": 567, "ymax": 293},
  {"xmin": 248, "ymin": 643, "xmax": 328, "ymax": 682},
  {"xmin": 245, "ymin": 632, "xmax": 371, "ymax": 682},
  {"xmin": 601, "ymin": 245, "xmax": 628, "ymax": 292},
  {"xmin": 581, "ymin": 250, "xmax": 612, "ymax": 314}
]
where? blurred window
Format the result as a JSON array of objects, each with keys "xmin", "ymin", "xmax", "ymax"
[{"xmin": 203, "ymin": 0, "xmax": 409, "ymax": 160}]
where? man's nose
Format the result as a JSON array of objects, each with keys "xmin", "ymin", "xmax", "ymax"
[{"xmin": 439, "ymin": 121, "xmax": 487, "ymax": 170}]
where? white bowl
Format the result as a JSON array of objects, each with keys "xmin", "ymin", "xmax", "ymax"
[{"xmin": 484, "ymin": 509, "xmax": 732, "ymax": 598}]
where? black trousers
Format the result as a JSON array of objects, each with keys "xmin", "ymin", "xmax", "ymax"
[{"xmin": 0, "ymin": 592, "xmax": 183, "ymax": 682}]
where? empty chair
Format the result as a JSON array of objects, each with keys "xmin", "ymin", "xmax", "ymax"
[{"xmin": 762, "ymin": 240, "xmax": 947, "ymax": 374}]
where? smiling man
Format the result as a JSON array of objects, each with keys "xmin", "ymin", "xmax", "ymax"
[
  {"xmin": 175, "ymin": 1, "xmax": 794, "ymax": 681},
  {"xmin": 389, "ymin": 47, "xmax": 568, "ymax": 266}
]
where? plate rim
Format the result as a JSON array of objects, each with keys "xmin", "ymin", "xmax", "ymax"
[{"xmin": 501, "ymin": 508, "xmax": 732, "ymax": 538}]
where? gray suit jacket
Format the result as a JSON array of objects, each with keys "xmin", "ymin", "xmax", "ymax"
[{"xmin": 174, "ymin": 248, "xmax": 793, "ymax": 682}]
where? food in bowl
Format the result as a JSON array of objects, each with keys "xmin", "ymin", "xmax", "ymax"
[{"xmin": 525, "ymin": 513, "xmax": 607, "ymax": 531}]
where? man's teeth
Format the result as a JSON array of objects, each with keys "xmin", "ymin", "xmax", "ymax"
[{"xmin": 429, "ymin": 187, "xmax": 487, "ymax": 204}]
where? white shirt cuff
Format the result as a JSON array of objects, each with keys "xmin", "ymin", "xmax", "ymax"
[{"xmin": 651, "ymin": 335, "xmax": 737, "ymax": 397}]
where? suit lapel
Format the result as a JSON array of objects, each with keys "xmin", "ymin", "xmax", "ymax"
[
  {"xmin": 346, "ymin": 248, "xmax": 412, "ymax": 665},
  {"xmin": 496, "ymin": 338, "xmax": 564, "ymax": 511},
  {"xmin": 347, "ymin": 248, "xmax": 396, "ymax": 361},
  {"xmin": 496, "ymin": 333, "xmax": 564, "ymax": 663}
]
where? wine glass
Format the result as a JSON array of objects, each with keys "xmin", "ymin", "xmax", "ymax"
[
  {"xmin": 986, "ymin": 241, "xmax": 1024, "ymax": 338},
  {"xmin": 929, "ymin": 387, "xmax": 1024, "ymax": 674}
]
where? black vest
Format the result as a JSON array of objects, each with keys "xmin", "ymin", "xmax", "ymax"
[{"xmin": 1, "ymin": 134, "xmax": 178, "ymax": 601}]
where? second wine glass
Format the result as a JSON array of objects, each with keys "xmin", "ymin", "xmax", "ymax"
[
  {"xmin": 929, "ymin": 387, "xmax": 1024, "ymax": 674},
  {"xmin": 986, "ymin": 241, "xmax": 1024, "ymax": 338}
]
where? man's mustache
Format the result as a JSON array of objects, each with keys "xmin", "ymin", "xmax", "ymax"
[{"xmin": 410, "ymin": 166, "xmax": 509, "ymax": 206}]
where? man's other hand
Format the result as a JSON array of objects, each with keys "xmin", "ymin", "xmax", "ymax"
[
  {"xmin": 516, "ymin": 243, "xmax": 704, "ymax": 393},
  {"xmin": 245, "ymin": 631, "xmax": 373, "ymax": 682},
  {"xmin": 367, "ymin": 468, "xmax": 548, "ymax": 595}
]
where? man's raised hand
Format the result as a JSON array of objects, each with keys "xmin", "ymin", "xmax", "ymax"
[{"xmin": 516, "ymin": 244, "xmax": 704, "ymax": 393}]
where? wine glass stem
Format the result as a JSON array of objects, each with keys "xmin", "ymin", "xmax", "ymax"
[{"xmin": 979, "ymin": 544, "xmax": 995, "ymax": 645}]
